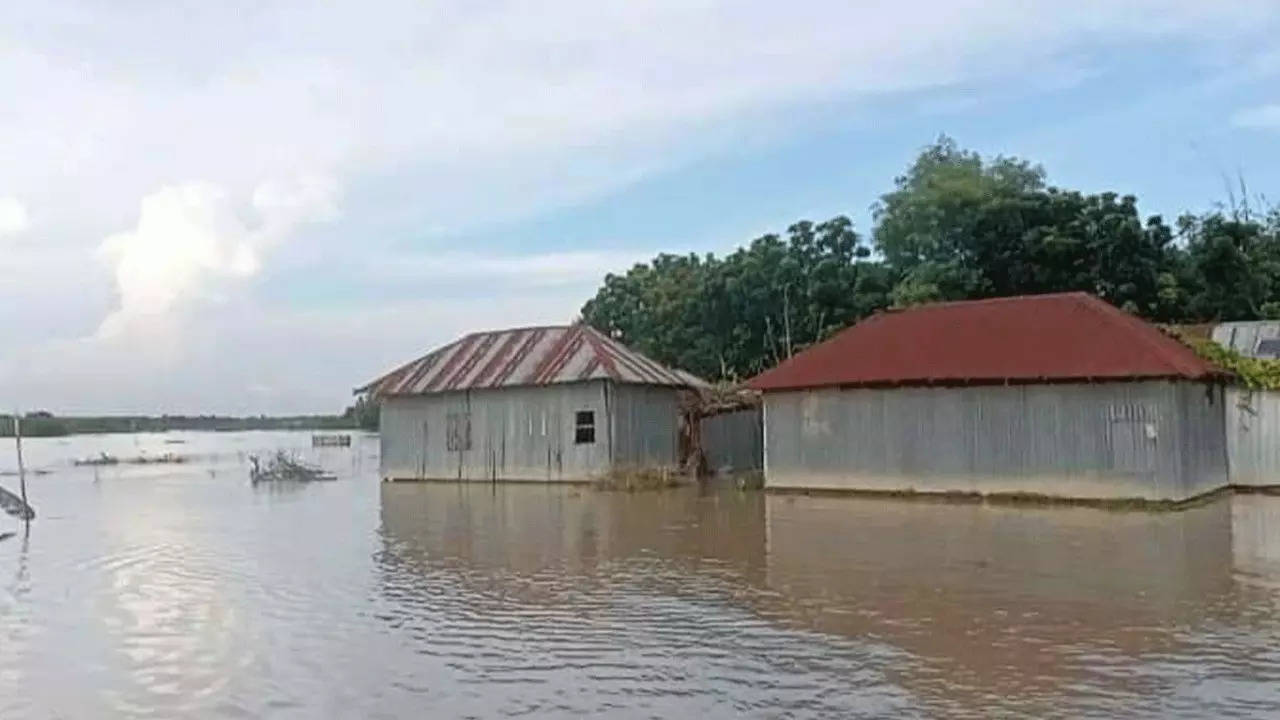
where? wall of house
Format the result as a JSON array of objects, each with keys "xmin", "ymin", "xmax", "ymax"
[
  {"xmin": 762, "ymin": 381, "xmax": 1227, "ymax": 501},
  {"xmin": 608, "ymin": 383, "xmax": 681, "ymax": 471},
  {"xmin": 380, "ymin": 381, "xmax": 612, "ymax": 482},
  {"xmin": 700, "ymin": 407, "xmax": 763, "ymax": 476},
  {"xmin": 1226, "ymin": 388, "xmax": 1280, "ymax": 487}
]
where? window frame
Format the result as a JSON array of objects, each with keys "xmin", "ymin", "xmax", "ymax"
[
  {"xmin": 574, "ymin": 410, "xmax": 596, "ymax": 445},
  {"xmin": 446, "ymin": 412, "xmax": 472, "ymax": 452}
]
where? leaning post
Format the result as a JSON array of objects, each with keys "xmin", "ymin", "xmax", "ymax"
[{"xmin": 14, "ymin": 412, "xmax": 28, "ymax": 525}]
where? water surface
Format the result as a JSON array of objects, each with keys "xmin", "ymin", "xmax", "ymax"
[{"xmin": 2, "ymin": 432, "xmax": 1279, "ymax": 718}]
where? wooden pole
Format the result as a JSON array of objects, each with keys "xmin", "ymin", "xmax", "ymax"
[{"xmin": 14, "ymin": 413, "xmax": 28, "ymax": 525}]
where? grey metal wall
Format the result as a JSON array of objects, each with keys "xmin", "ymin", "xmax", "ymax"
[
  {"xmin": 700, "ymin": 408, "xmax": 763, "ymax": 475},
  {"xmin": 1226, "ymin": 388, "xmax": 1280, "ymax": 487},
  {"xmin": 608, "ymin": 383, "xmax": 681, "ymax": 470},
  {"xmin": 380, "ymin": 381, "xmax": 612, "ymax": 482},
  {"xmin": 762, "ymin": 381, "xmax": 1228, "ymax": 501},
  {"xmin": 1212, "ymin": 322, "xmax": 1280, "ymax": 358}
]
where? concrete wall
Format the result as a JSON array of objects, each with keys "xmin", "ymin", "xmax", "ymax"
[
  {"xmin": 700, "ymin": 407, "xmax": 763, "ymax": 476},
  {"xmin": 380, "ymin": 381, "xmax": 611, "ymax": 482},
  {"xmin": 762, "ymin": 381, "xmax": 1228, "ymax": 501},
  {"xmin": 1226, "ymin": 388, "xmax": 1280, "ymax": 487},
  {"xmin": 609, "ymin": 383, "xmax": 681, "ymax": 471}
]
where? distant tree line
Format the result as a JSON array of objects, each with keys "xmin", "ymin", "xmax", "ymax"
[
  {"xmin": 0, "ymin": 411, "xmax": 371, "ymax": 438},
  {"xmin": 581, "ymin": 136, "xmax": 1280, "ymax": 381}
]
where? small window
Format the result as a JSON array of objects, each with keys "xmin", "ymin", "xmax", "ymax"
[
  {"xmin": 446, "ymin": 412, "xmax": 472, "ymax": 451},
  {"xmin": 574, "ymin": 410, "xmax": 595, "ymax": 445}
]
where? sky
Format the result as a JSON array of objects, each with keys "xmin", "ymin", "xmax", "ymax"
[{"xmin": 2, "ymin": 1, "xmax": 1280, "ymax": 415}]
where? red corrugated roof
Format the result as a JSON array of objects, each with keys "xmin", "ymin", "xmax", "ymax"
[
  {"xmin": 748, "ymin": 292, "xmax": 1226, "ymax": 392},
  {"xmin": 358, "ymin": 324, "xmax": 706, "ymax": 397}
]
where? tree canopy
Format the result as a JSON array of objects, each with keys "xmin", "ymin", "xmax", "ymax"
[
  {"xmin": 580, "ymin": 136, "xmax": 1280, "ymax": 381},
  {"xmin": 581, "ymin": 217, "xmax": 892, "ymax": 380}
]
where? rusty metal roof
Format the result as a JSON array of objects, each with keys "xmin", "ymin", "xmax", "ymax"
[
  {"xmin": 748, "ymin": 292, "xmax": 1226, "ymax": 392},
  {"xmin": 360, "ymin": 324, "xmax": 706, "ymax": 397}
]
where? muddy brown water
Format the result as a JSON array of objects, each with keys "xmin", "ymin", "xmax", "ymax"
[{"xmin": 2, "ymin": 431, "xmax": 1280, "ymax": 718}]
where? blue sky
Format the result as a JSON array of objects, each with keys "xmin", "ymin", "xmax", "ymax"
[{"xmin": 1, "ymin": 1, "xmax": 1279, "ymax": 413}]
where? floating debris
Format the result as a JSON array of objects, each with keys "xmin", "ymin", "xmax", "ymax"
[
  {"xmin": 249, "ymin": 452, "xmax": 336, "ymax": 483},
  {"xmin": 75, "ymin": 452, "xmax": 189, "ymax": 467},
  {"xmin": 0, "ymin": 483, "xmax": 35, "ymax": 521},
  {"xmin": 0, "ymin": 468, "xmax": 50, "ymax": 477},
  {"xmin": 74, "ymin": 453, "xmax": 119, "ymax": 467},
  {"xmin": 126, "ymin": 453, "xmax": 189, "ymax": 465},
  {"xmin": 312, "ymin": 434, "xmax": 352, "ymax": 447}
]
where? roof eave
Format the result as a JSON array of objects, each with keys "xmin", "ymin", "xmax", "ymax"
[{"xmin": 752, "ymin": 372, "xmax": 1230, "ymax": 394}]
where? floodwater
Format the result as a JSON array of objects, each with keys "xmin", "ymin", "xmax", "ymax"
[{"xmin": 2, "ymin": 433, "xmax": 1280, "ymax": 718}]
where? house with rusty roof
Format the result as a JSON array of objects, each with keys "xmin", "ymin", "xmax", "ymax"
[
  {"xmin": 358, "ymin": 324, "xmax": 705, "ymax": 483},
  {"xmin": 747, "ymin": 292, "xmax": 1231, "ymax": 502}
]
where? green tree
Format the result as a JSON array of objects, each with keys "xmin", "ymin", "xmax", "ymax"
[
  {"xmin": 581, "ymin": 136, "xmax": 1279, "ymax": 380},
  {"xmin": 873, "ymin": 138, "xmax": 1181, "ymax": 316},
  {"xmin": 343, "ymin": 395, "xmax": 380, "ymax": 431},
  {"xmin": 1178, "ymin": 211, "xmax": 1280, "ymax": 321},
  {"xmin": 581, "ymin": 216, "xmax": 885, "ymax": 380},
  {"xmin": 873, "ymin": 135, "xmax": 1045, "ymax": 289}
]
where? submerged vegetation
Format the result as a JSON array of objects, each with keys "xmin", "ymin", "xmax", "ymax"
[
  {"xmin": 583, "ymin": 136, "xmax": 1280, "ymax": 382},
  {"xmin": 249, "ymin": 452, "xmax": 335, "ymax": 483},
  {"xmin": 1174, "ymin": 332, "xmax": 1280, "ymax": 390},
  {"xmin": 593, "ymin": 468, "xmax": 687, "ymax": 492}
]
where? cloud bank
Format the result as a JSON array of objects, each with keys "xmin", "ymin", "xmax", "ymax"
[
  {"xmin": 0, "ymin": 197, "xmax": 28, "ymax": 237},
  {"xmin": 97, "ymin": 178, "xmax": 339, "ymax": 342},
  {"xmin": 0, "ymin": 1, "xmax": 1277, "ymax": 412}
]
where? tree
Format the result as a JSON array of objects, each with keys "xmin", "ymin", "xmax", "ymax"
[
  {"xmin": 873, "ymin": 135, "xmax": 1045, "ymax": 285},
  {"xmin": 581, "ymin": 136, "xmax": 1279, "ymax": 381},
  {"xmin": 872, "ymin": 138, "xmax": 1181, "ymax": 316},
  {"xmin": 581, "ymin": 216, "xmax": 886, "ymax": 380},
  {"xmin": 343, "ymin": 395, "xmax": 380, "ymax": 431},
  {"xmin": 1178, "ymin": 211, "xmax": 1280, "ymax": 321}
]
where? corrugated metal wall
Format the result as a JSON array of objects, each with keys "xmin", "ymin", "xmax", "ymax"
[
  {"xmin": 380, "ymin": 381, "xmax": 611, "ymax": 482},
  {"xmin": 1226, "ymin": 388, "xmax": 1280, "ymax": 487},
  {"xmin": 762, "ymin": 381, "xmax": 1227, "ymax": 501},
  {"xmin": 609, "ymin": 384, "xmax": 681, "ymax": 470},
  {"xmin": 1212, "ymin": 322, "xmax": 1280, "ymax": 358},
  {"xmin": 380, "ymin": 381, "xmax": 683, "ymax": 482},
  {"xmin": 700, "ymin": 408, "xmax": 763, "ymax": 476}
]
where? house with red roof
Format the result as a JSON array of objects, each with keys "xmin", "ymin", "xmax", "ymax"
[
  {"xmin": 359, "ymin": 324, "xmax": 705, "ymax": 482},
  {"xmin": 747, "ymin": 292, "xmax": 1231, "ymax": 502}
]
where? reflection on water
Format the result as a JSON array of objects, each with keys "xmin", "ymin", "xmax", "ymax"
[{"xmin": 2, "ymin": 431, "xmax": 1280, "ymax": 718}]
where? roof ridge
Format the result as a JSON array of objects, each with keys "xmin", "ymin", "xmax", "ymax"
[
  {"xmin": 467, "ymin": 322, "xmax": 573, "ymax": 335},
  {"xmin": 1071, "ymin": 294, "xmax": 1214, "ymax": 376},
  {"xmin": 884, "ymin": 291, "xmax": 1091, "ymax": 314},
  {"xmin": 747, "ymin": 292, "xmax": 1225, "ymax": 392},
  {"xmin": 583, "ymin": 325, "xmax": 689, "ymax": 384},
  {"xmin": 361, "ymin": 323, "xmax": 707, "ymax": 396}
]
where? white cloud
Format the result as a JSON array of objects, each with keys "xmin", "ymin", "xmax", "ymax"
[
  {"xmin": 1232, "ymin": 104, "xmax": 1280, "ymax": 129},
  {"xmin": 4, "ymin": 290, "xmax": 585, "ymax": 415},
  {"xmin": 96, "ymin": 177, "xmax": 339, "ymax": 342},
  {"xmin": 0, "ymin": 1, "xmax": 1278, "ymax": 412},
  {"xmin": 0, "ymin": 2, "xmax": 1275, "ymax": 234},
  {"xmin": 0, "ymin": 197, "xmax": 28, "ymax": 236}
]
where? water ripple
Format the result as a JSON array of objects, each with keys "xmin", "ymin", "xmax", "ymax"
[{"xmin": 3, "ymin": 435, "xmax": 1280, "ymax": 718}]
